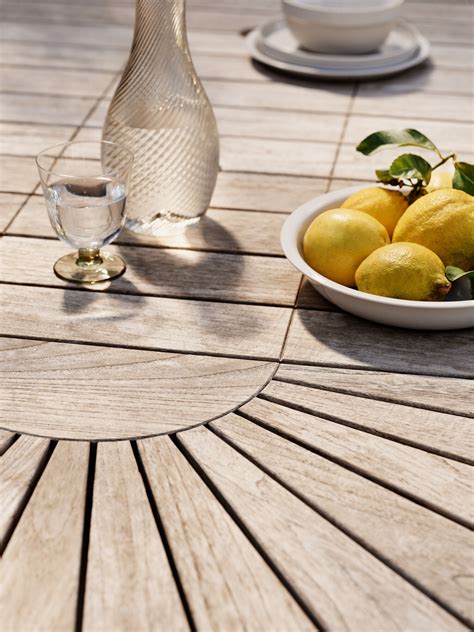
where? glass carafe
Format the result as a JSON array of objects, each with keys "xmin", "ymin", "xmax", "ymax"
[{"xmin": 102, "ymin": 0, "xmax": 219, "ymax": 235}]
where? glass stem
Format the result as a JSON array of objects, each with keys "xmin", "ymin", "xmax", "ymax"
[{"xmin": 77, "ymin": 248, "xmax": 103, "ymax": 267}]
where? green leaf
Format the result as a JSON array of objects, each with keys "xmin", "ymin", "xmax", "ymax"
[
  {"xmin": 356, "ymin": 129, "xmax": 441, "ymax": 157},
  {"xmin": 389, "ymin": 154, "xmax": 432, "ymax": 184},
  {"xmin": 375, "ymin": 169, "xmax": 396, "ymax": 184},
  {"xmin": 453, "ymin": 162, "xmax": 474, "ymax": 195},
  {"xmin": 445, "ymin": 266, "xmax": 474, "ymax": 282}
]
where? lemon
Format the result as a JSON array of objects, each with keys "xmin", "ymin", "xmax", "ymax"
[
  {"xmin": 393, "ymin": 189, "xmax": 474, "ymax": 269},
  {"xmin": 303, "ymin": 208, "xmax": 389, "ymax": 287},
  {"xmin": 341, "ymin": 187, "xmax": 408, "ymax": 237},
  {"xmin": 356, "ymin": 243, "xmax": 451, "ymax": 301},
  {"xmin": 426, "ymin": 170, "xmax": 453, "ymax": 192}
]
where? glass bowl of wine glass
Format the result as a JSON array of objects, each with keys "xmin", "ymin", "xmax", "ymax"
[{"xmin": 36, "ymin": 140, "xmax": 134, "ymax": 284}]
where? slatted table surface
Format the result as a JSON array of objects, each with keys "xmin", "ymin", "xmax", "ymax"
[{"xmin": 1, "ymin": 0, "xmax": 473, "ymax": 629}]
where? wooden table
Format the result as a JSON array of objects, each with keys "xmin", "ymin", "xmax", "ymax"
[{"xmin": 1, "ymin": 0, "xmax": 473, "ymax": 629}]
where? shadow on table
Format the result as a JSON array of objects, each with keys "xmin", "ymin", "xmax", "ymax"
[
  {"xmin": 115, "ymin": 217, "xmax": 266, "ymax": 341},
  {"xmin": 62, "ymin": 277, "xmax": 146, "ymax": 316}
]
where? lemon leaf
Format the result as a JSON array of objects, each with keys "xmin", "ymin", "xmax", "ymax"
[
  {"xmin": 357, "ymin": 129, "xmax": 441, "ymax": 156},
  {"xmin": 375, "ymin": 169, "xmax": 397, "ymax": 184},
  {"xmin": 445, "ymin": 266, "xmax": 474, "ymax": 282},
  {"xmin": 389, "ymin": 154, "xmax": 432, "ymax": 184},
  {"xmin": 453, "ymin": 162, "xmax": 474, "ymax": 195}
]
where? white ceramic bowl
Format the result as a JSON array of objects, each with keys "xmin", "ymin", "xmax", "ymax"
[
  {"xmin": 281, "ymin": 186, "xmax": 474, "ymax": 330},
  {"xmin": 282, "ymin": 0, "xmax": 405, "ymax": 54}
]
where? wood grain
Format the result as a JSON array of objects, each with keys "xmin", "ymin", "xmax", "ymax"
[
  {"xmin": 0, "ymin": 429, "xmax": 16, "ymax": 454},
  {"xmin": 275, "ymin": 364, "xmax": 474, "ymax": 417},
  {"xmin": 0, "ymin": 434, "xmax": 50, "ymax": 545},
  {"xmin": 0, "ymin": 284, "xmax": 291, "ymax": 359},
  {"xmin": 283, "ymin": 310, "xmax": 474, "ymax": 378},
  {"xmin": 7, "ymin": 195, "xmax": 291, "ymax": 254},
  {"xmin": 138, "ymin": 435, "xmax": 313, "ymax": 631},
  {"xmin": 179, "ymin": 426, "xmax": 464, "ymax": 631},
  {"xmin": 0, "ymin": 441, "xmax": 88, "ymax": 632},
  {"xmin": 0, "ymin": 236, "xmax": 301, "ymax": 305},
  {"xmin": 263, "ymin": 379, "xmax": 473, "ymax": 461},
  {"xmin": 211, "ymin": 413, "xmax": 474, "ymax": 624},
  {"xmin": 241, "ymin": 396, "xmax": 473, "ymax": 525},
  {"xmin": 0, "ymin": 66, "xmax": 115, "ymax": 98},
  {"xmin": 211, "ymin": 171, "xmax": 328, "ymax": 213},
  {"xmin": 0, "ymin": 122, "xmax": 77, "ymax": 157},
  {"xmin": 0, "ymin": 337, "xmax": 275, "ymax": 440},
  {"xmin": 0, "ymin": 156, "xmax": 39, "ymax": 194},
  {"xmin": 82, "ymin": 442, "xmax": 189, "ymax": 631},
  {"xmin": 0, "ymin": 193, "xmax": 27, "ymax": 232},
  {"xmin": 0, "ymin": 92, "xmax": 97, "ymax": 126}
]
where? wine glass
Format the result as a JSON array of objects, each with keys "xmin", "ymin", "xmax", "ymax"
[{"xmin": 36, "ymin": 140, "xmax": 134, "ymax": 284}]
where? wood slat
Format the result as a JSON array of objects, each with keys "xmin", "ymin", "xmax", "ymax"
[
  {"xmin": 0, "ymin": 236, "xmax": 301, "ymax": 306},
  {"xmin": 82, "ymin": 442, "xmax": 189, "ymax": 631},
  {"xmin": 275, "ymin": 364, "xmax": 474, "ymax": 417},
  {"xmin": 0, "ymin": 40, "xmax": 126, "ymax": 72},
  {"xmin": 0, "ymin": 156, "xmax": 39, "ymax": 195},
  {"xmin": 203, "ymin": 79, "xmax": 353, "ymax": 113},
  {"xmin": 6, "ymin": 196, "xmax": 291, "ymax": 254},
  {"xmin": 0, "ymin": 284, "xmax": 291, "ymax": 359},
  {"xmin": 283, "ymin": 310, "xmax": 474, "ymax": 378},
  {"xmin": 352, "ymin": 89, "xmax": 473, "ymax": 122},
  {"xmin": 0, "ymin": 122, "xmax": 77, "ymax": 157},
  {"xmin": 138, "ymin": 435, "xmax": 313, "ymax": 630},
  {"xmin": 0, "ymin": 441, "xmax": 89, "ymax": 631},
  {"xmin": 0, "ymin": 193, "xmax": 26, "ymax": 232},
  {"xmin": 342, "ymin": 115, "xmax": 474, "ymax": 153},
  {"xmin": 0, "ymin": 429, "xmax": 16, "ymax": 454},
  {"xmin": 179, "ymin": 426, "xmax": 464, "ymax": 631},
  {"xmin": 263, "ymin": 379, "xmax": 473, "ymax": 461},
  {"xmin": 0, "ymin": 93, "xmax": 97, "ymax": 126},
  {"xmin": 296, "ymin": 278, "xmax": 337, "ymax": 310},
  {"xmin": 220, "ymin": 136, "xmax": 338, "ymax": 177},
  {"xmin": 0, "ymin": 337, "xmax": 275, "ymax": 440},
  {"xmin": 0, "ymin": 21, "xmax": 132, "ymax": 48},
  {"xmin": 0, "ymin": 434, "xmax": 51, "ymax": 545},
  {"xmin": 241, "ymin": 396, "xmax": 473, "ymax": 525},
  {"xmin": 211, "ymin": 171, "xmax": 328, "ymax": 213},
  {"xmin": 211, "ymin": 414, "xmax": 474, "ymax": 625},
  {"xmin": 0, "ymin": 66, "xmax": 115, "ymax": 99}
]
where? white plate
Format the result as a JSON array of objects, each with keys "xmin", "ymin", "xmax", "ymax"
[
  {"xmin": 280, "ymin": 186, "xmax": 474, "ymax": 330},
  {"xmin": 257, "ymin": 19, "xmax": 419, "ymax": 69},
  {"xmin": 247, "ymin": 22, "xmax": 430, "ymax": 79}
]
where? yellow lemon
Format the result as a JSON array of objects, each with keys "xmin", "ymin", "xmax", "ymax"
[
  {"xmin": 393, "ymin": 189, "xmax": 474, "ymax": 269},
  {"xmin": 426, "ymin": 170, "xmax": 453, "ymax": 192},
  {"xmin": 303, "ymin": 208, "xmax": 389, "ymax": 287},
  {"xmin": 356, "ymin": 242, "xmax": 451, "ymax": 301},
  {"xmin": 341, "ymin": 186, "xmax": 408, "ymax": 237}
]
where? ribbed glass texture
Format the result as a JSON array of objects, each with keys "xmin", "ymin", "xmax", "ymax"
[{"xmin": 102, "ymin": 0, "xmax": 219, "ymax": 235}]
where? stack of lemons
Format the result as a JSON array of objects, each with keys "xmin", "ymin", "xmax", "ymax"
[{"xmin": 303, "ymin": 185, "xmax": 474, "ymax": 301}]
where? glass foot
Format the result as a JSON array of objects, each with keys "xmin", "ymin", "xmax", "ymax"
[{"xmin": 54, "ymin": 250, "xmax": 126, "ymax": 284}]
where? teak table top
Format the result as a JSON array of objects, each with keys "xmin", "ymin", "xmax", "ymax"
[{"xmin": 0, "ymin": 0, "xmax": 473, "ymax": 630}]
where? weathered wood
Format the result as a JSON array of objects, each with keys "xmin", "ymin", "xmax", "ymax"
[
  {"xmin": 0, "ymin": 434, "xmax": 51, "ymax": 545},
  {"xmin": 0, "ymin": 236, "xmax": 301, "ymax": 305},
  {"xmin": 179, "ymin": 426, "xmax": 464, "ymax": 631},
  {"xmin": 0, "ymin": 337, "xmax": 275, "ymax": 440},
  {"xmin": 0, "ymin": 193, "xmax": 26, "ymax": 232},
  {"xmin": 138, "ymin": 435, "xmax": 313, "ymax": 630},
  {"xmin": 211, "ymin": 414, "xmax": 474, "ymax": 624},
  {"xmin": 0, "ymin": 122, "xmax": 77, "ymax": 157},
  {"xmin": 0, "ymin": 92, "xmax": 97, "ymax": 126},
  {"xmin": 0, "ymin": 441, "xmax": 89, "ymax": 631},
  {"xmin": 275, "ymin": 364, "xmax": 474, "ymax": 417},
  {"xmin": 0, "ymin": 156, "xmax": 39, "ymax": 194},
  {"xmin": 263, "ymin": 379, "xmax": 473, "ymax": 461},
  {"xmin": 283, "ymin": 310, "xmax": 474, "ymax": 378},
  {"xmin": 82, "ymin": 442, "xmax": 189, "ymax": 631},
  {"xmin": 0, "ymin": 284, "xmax": 291, "ymax": 359},
  {"xmin": 0, "ymin": 429, "xmax": 16, "ymax": 454},
  {"xmin": 203, "ymin": 79, "xmax": 353, "ymax": 113},
  {"xmin": 7, "ymin": 195, "xmax": 292, "ymax": 254},
  {"xmin": 0, "ymin": 66, "xmax": 115, "ymax": 98},
  {"xmin": 240, "ymin": 396, "xmax": 473, "ymax": 525},
  {"xmin": 211, "ymin": 171, "xmax": 328, "ymax": 213}
]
